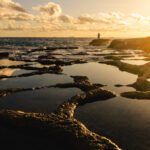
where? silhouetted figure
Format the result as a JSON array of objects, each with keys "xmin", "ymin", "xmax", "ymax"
[{"xmin": 97, "ymin": 33, "xmax": 100, "ymax": 39}]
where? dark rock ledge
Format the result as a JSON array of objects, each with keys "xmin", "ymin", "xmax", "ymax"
[
  {"xmin": 89, "ymin": 39, "xmax": 110, "ymax": 46},
  {"xmin": 0, "ymin": 76, "xmax": 105, "ymax": 98},
  {"xmin": 53, "ymin": 76, "xmax": 105, "ymax": 92},
  {"xmin": 108, "ymin": 37, "xmax": 150, "ymax": 51},
  {"xmin": 121, "ymin": 91, "xmax": 150, "ymax": 100},
  {"xmin": 0, "ymin": 76, "xmax": 121, "ymax": 150},
  {"xmin": 100, "ymin": 59, "xmax": 150, "ymax": 99}
]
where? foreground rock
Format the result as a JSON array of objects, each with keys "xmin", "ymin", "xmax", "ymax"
[
  {"xmin": 0, "ymin": 110, "xmax": 120, "ymax": 150},
  {"xmin": 109, "ymin": 37, "xmax": 150, "ymax": 51},
  {"xmin": 0, "ymin": 88, "xmax": 119, "ymax": 150},
  {"xmin": 56, "ymin": 88, "xmax": 116, "ymax": 118},
  {"xmin": 0, "ymin": 74, "xmax": 120, "ymax": 150}
]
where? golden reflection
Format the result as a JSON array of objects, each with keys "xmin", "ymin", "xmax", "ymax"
[{"xmin": 0, "ymin": 68, "xmax": 18, "ymax": 76}]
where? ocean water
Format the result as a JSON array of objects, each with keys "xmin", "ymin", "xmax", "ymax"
[
  {"xmin": 0, "ymin": 38, "xmax": 150, "ymax": 150},
  {"xmin": 0, "ymin": 37, "xmax": 92, "ymax": 49}
]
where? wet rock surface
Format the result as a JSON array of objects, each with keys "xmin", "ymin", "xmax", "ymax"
[
  {"xmin": 0, "ymin": 110, "xmax": 120, "ymax": 150},
  {"xmin": 0, "ymin": 76, "xmax": 104, "ymax": 98},
  {"xmin": 121, "ymin": 91, "xmax": 150, "ymax": 99},
  {"xmin": 38, "ymin": 58, "xmax": 87, "ymax": 66},
  {"xmin": 54, "ymin": 76, "xmax": 104, "ymax": 91},
  {"xmin": 0, "ymin": 63, "xmax": 120, "ymax": 150},
  {"xmin": 101, "ymin": 59, "xmax": 150, "ymax": 91},
  {"xmin": 0, "ymin": 76, "xmax": 120, "ymax": 150},
  {"xmin": 100, "ymin": 57, "xmax": 150, "ymax": 100}
]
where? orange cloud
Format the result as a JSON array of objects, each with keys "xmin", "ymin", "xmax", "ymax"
[{"xmin": 0, "ymin": 0, "xmax": 27, "ymax": 13}]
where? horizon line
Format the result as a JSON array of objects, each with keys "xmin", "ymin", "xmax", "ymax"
[{"xmin": 0, "ymin": 36, "xmax": 149, "ymax": 39}]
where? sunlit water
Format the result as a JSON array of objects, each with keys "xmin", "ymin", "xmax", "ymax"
[
  {"xmin": 121, "ymin": 60, "xmax": 148, "ymax": 65},
  {"xmin": 63, "ymin": 62, "xmax": 137, "ymax": 94},
  {"xmin": 0, "ymin": 68, "xmax": 35, "ymax": 77},
  {"xmin": 0, "ymin": 59, "xmax": 25, "ymax": 66}
]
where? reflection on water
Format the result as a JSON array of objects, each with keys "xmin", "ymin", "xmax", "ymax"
[
  {"xmin": 29, "ymin": 63, "xmax": 51, "ymax": 68},
  {"xmin": 121, "ymin": 60, "xmax": 148, "ymax": 65},
  {"xmin": 0, "ymin": 68, "xmax": 19, "ymax": 76},
  {"xmin": 123, "ymin": 56, "xmax": 146, "ymax": 60},
  {"xmin": 0, "ymin": 88, "xmax": 81, "ymax": 113},
  {"xmin": 63, "ymin": 62, "xmax": 137, "ymax": 85},
  {"xmin": 76, "ymin": 97, "xmax": 150, "ymax": 150},
  {"xmin": 104, "ymin": 85, "xmax": 135, "ymax": 95},
  {"xmin": 63, "ymin": 62, "xmax": 137, "ymax": 94},
  {"xmin": 0, "ymin": 74, "xmax": 73, "ymax": 89},
  {"xmin": 0, "ymin": 68, "xmax": 34, "ymax": 77},
  {"xmin": 0, "ymin": 59, "xmax": 25, "ymax": 66}
]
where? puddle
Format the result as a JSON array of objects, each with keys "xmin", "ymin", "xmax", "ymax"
[
  {"xmin": 0, "ymin": 87, "xmax": 81, "ymax": 113},
  {"xmin": 75, "ymin": 96, "xmax": 150, "ymax": 150},
  {"xmin": 63, "ymin": 62, "xmax": 137, "ymax": 86},
  {"xmin": 0, "ymin": 59, "xmax": 25, "ymax": 66},
  {"xmin": 0, "ymin": 74, "xmax": 73, "ymax": 89}
]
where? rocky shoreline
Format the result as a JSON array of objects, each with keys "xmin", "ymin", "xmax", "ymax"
[
  {"xmin": 0, "ymin": 37, "xmax": 150, "ymax": 149},
  {"xmin": 99, "ymin": 57, "xmax": 150, "ymax": 99},
  {"xmin": 90, "ymin": 37, "xmax": 150, "ymax": 51},
  {"xmin": 0, "ymin": 76, "xmax": 120, "ymax": 150}
]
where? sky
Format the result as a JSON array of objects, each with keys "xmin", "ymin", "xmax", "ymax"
[{"xmin": 0, "ymin": 0, "xmax": 150, "ymax": 37}]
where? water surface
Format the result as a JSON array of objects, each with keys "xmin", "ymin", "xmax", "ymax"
[
  {"xmin": 0, "ymin": 74, "xmax": 73, "ymax": 89},
  {"xmin": 63, "ymin": 62, "xmax": 137, "ymax": 85},
  {"xmin": 0, "ymin": 87, "xmax": 81, "ymax": 113},
  {"xmin": 76, "ymin": 97, "xmax": 150, "ymax": 150}
]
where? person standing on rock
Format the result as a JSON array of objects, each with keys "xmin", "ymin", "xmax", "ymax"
[{"xmin": 97, "ymin": 33, "xmax": 100, "ymax": 39}]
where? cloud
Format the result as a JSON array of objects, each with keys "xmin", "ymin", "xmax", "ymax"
[
  {"xmin": 77, "ymin": 12, "xmax": 127, "ymax": 25},
  {"xmin": 0, "ymin": 12, "xmax": 33, "ymax": 21},
  {"xmin": 78, "ymin": 15, "xmax": 99, "ymax": 24},
  {"xmin": 33, "ymin": 2, "xmax": 62, "ymax": 17},
  {"xmin": 0, "ymin": 0, "xmax": 32, "ymax": 21},
  {"xmin": 0, "ymin": 0, "xmax": 27, "ymax": 13},
  {"xmin": 0, "ymin": 21, "xmax": 31, "ymax": 31},
  {"xmin": 59, "ymin": 15, "xmax": 77, "ymax": 23},
  {"xmin": 1, "ymin": 1, "xmax": 150, "ymax": 37},
  {"xmin": 131, "ymin": 13, "xmax": 150, "ymax": 25}
]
